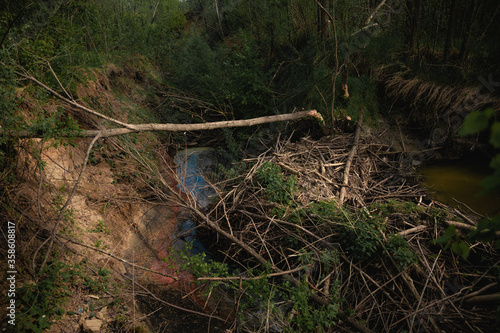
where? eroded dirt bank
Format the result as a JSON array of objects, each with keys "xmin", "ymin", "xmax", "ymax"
[{"xmin": 0, "ymin": 63, "xmax": 227, "ymax": 332}]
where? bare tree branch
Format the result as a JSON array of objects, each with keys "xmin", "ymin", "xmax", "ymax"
[
  {"xmin": 197, "ymin": 265, "xmax": 312, "ymax": 281},
  {"xmin": 366, "ymin": 0, "xmax": 387, "ymax": 25},
  {"xmin": 59, "ymin": 234, "xmax": 179, "ymax": 281},
  {"xmin": 6, "ymin": 110, "xmax": 324, "ymax": 138},
  {"xmin": 6, "ymin": 68, "xmax": 325, "ymax": 139},
  {"xmin": 16, "ymin": 69, "xmax": 137, "ymax": 130},
  {"xmin": 339, "ymin": 110, "xmax": 363, "ymax": 204}
]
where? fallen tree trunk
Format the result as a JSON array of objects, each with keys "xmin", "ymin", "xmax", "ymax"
[
  {"xmin": 5, "ymin": 110, "xmax": 323, "ymax": 138},
  {"xmin": 3, "ymin": 69, "xmax": 324, "ymax": 138}
]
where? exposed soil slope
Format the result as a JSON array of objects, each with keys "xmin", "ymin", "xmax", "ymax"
[{"xmin": 0, "ymin": 61, "xmax": 218, "ymax": 332}]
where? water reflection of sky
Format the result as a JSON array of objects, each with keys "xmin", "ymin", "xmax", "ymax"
[
  {"xmin": 419, "ymin": 159, "xmax": 500, "ymax": 216},
  {"xmin": 174, "ymin": 148, "xmax": 217, "ymax": 208},
  {"xmin": 174, "ymin": 148, "xmax": 218, "ymax": 256}
]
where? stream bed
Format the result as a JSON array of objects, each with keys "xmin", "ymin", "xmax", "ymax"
[
  {"xmin": 419, "ymin": 157, "xmax": 500, "ymax": 216},
  {"xmin": 173, "ymin": 147, "xmax": 218, "ymax": 255},
  {"xmin": 130, "ymin": 147, "xmax": 227, "ymax": 332}
]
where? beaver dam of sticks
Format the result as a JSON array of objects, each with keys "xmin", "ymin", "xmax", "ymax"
[{"xmin": 175, "ymin": 125, "xmax": 500, "ymax": 332}]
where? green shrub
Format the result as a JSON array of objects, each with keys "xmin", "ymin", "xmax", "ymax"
[
  {"xmin": 17, "ymin": 260, "xmax": 111, "ymax": 332},
  {"xmin": 256, "ymin": 161, "xmax": 297, "ymax": 205},
  {"xmin": 178, "ymin": 242, "xmax": 229, "ymax": 280},
  {"xmin": 303, "ymin": 200, "xmax": 418, "ymax": 268},
  {"xmin": 287, "ymin": 280, "xmax": 340, "ymax": 332},
  {"xmin": 387, "ymin": 234, "xmax": 419, "ymax": 269},
  {"xmin": 341, "ymin": 216, "xmax": 383, "ymax": 261}
]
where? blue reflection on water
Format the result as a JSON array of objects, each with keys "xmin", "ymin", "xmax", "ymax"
[{"xmin": 174, "ymin": 148, "xmax": 218, "ymax": 256}]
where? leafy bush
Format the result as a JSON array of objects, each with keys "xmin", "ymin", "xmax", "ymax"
[
  {"xmin": 288, "ymin": 280, "xmax": 340, "ymax": 332},
  {"xmin": 17, "ymin": 260, "xmax": 111, "ymax": 332},
  {"xmin": 256, "ymin": 161, "xmax": 298, "ymax": 205},
  {"xmin": 341, "ymin": 215, "xmax": 384, "ymax": 261},
  {"xmin": 178, "ymin": 242, "xmax": 229, "ymax": 280},
  {"xmin": 387, "ymin": 234, "xmax": 419, "ymax": 269},
  {"xmin": 28, "ymin": 106, "xmax": 81, "ymax": 140},
  {"xmin": 459, "ymin": 108, "xmax": 500, "ymax": 196},
  {"xmin": 17, "ymin": 262, "xmax": 73, "ymax": 332},
  {"xmin": 0, "ymin": 62, "xmax": 22, "ymax": 168},
  {"xmin": 433, "ymin": 225, "xmax": 471, "ymax": 260},
  {"xmin": 303, "ymin": 200, "xmax": 419, "ymax": 267},
  {"xmin": 171, "ymin": 34, "xmax": 221, "ymax": 98},
  {"xmin": 455, "ymin": 107, "xmax": 500, "ymax": 251}
]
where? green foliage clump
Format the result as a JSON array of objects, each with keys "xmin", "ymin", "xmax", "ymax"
[
  {"xmin": 371, "ymin": 199, "xmax": 425, "ymax": 216},
  {"xmin": 299, "ymin": 200, "xmax": 419, "ymax": 267},
  {"xmin": 433, "ymin": 225, "xmax": 471, "ymax": 260},
  {"xmin": 82, "ymin": 267, "xmax": 111, "ymax": 293},
  {"xmin": 171, "ymin": 31, "xmax": 272, "ymax": 119},
  {"xmin": 172, "ymin": 34, "xmax": 220, "ymax": 98},
  {"xmin": 220, "ymin": 128, "xmax": 240, "ymax": 161},
  {"xmin": 17, "ymin": 262, "xmax": 73, "ymax": 332},
  {"xmin": 218, "ymin": 33, "xmax": 272, "ymax": 116},
  {"xmin": 88, "ymin": 219, "xmax": 111, "ymax": 234},
  {"xmin": 288, "ymin": 280, "xmax": 340, "ymax": 332},
  {"xmin": 307, "ymin": 200, "xmax": 345, "ymax": 222},
  {"xmin": 387, "ymin": 234, "xmax": 419, "ymax": 269},
  {"xmin": 0, "ymin": 62, "xmax": 22, "ymax": 170},
  {"xmin": 217, "ymin": 161, "xmax": 247, "ymax": 181},
  {"xmin": 178, "ymin": 242, "xmax": 229, "ymax": 280},
  {"xmin": 459, "ymin": 108, "xmax": 500, "ymax": 196},
  {"xmin": 345, "ymin": 76, "xmax": 378, "ymax": 122},
  {"xmin": 272, "ymin": 206, "xmax": 308, "ymax": 226},
  {"xmin": 17, "ymin": 260, "xmax": 111, "ymax": 332},
  {"xmin": 468, "ymin": 216, "xmax": 500, "ymax": 248},
  {"xmin": 176, "ymin": 240, "xmax": 342, "ymax": 332},
  {"xmin": 28, "ymin": 106, "xmax": 81, "ymax": 141},
  {"xmin": 256, "ymin": 161, "xmax": 298, "ymax": 205},
  {"xmin": 0, "ymin": 63, "xmax": 20, "ymax": 129},
  {"xmin": 341, "ymin": 213, "xmax": 384, "ymax": 261}
]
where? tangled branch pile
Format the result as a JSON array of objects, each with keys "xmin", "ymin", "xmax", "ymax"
[
  {"xmin": 191, "ymin": 132, "xmax": 499, "ymax": 332},
  {"xmin": 261, "ymin": 135, "xmax": 423, "ymax": 206}
]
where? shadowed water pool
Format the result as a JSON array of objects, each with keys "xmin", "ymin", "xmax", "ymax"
[{"xmin": 419, "ymin": 158, "xmax": 500, "ymax": 216}]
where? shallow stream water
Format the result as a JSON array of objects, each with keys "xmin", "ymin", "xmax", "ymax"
[
  {"xmin": 419, "ymin": 158, "xmax": 500, "ymax": 216},
  {"xmin": 173, "ymin": 147, "xmax": 218, "ymax": 255}
]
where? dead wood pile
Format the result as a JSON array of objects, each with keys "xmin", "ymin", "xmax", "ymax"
[
  {"xmin": 264, "ymin": 135, "xmax": 423, "ymax": 206},
  {"xmin": 190, "ymin": 130, "xmax": 500, "ymax": 333}
]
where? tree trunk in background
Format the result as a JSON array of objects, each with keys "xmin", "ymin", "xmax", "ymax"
[
  {"xmin": 443, "ymin": 0, "xmax": 457, "ymax": 61},
  {"xmin": 432, "ymin": 0, "xmax": 444, "ymax": 51},
  {"xmin": 459, "ymin": 0, "xmax": 477, "ymax": 63},
  {"xmin": 317, "ymin": 0, "xmax": 330, "ymax": 39},
  {"xmin": 404, "ymin": 0, "xmax": 421, "ymax": 55}
]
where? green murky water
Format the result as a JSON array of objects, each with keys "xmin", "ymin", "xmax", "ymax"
[{"xmin": 419, "ymin": 159, "xmax": 500, "ymax": 216}]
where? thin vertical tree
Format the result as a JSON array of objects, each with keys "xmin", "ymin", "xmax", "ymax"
[
  {"xmin": 458, "ymin": 0, "xmax": 477, "ymax": 63},
  {"xmin": 443, "ymin": 0, "xmax": 457, "ymax": 61},
  {"xmin": 404, "ymin": 0, "xmax": 421, "ymax": 55}
]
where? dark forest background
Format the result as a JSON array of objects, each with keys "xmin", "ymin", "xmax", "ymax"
[{"xmin": 2, "ymin": 0, "xmax": 498, "ymax": 132}]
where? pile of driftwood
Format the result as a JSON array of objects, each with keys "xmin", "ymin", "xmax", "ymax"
[
  {"xmin": 260, "ymin": 136, "xmax": 423, "ymax": 207},
  {"xmin": 179, "ymin": 120, "xmax": 499, "ymax": 332}
]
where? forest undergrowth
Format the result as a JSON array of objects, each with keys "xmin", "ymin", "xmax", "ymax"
[{"xmin": 176, "ymin": 128, "xmax": 500, "ymax": 333}]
